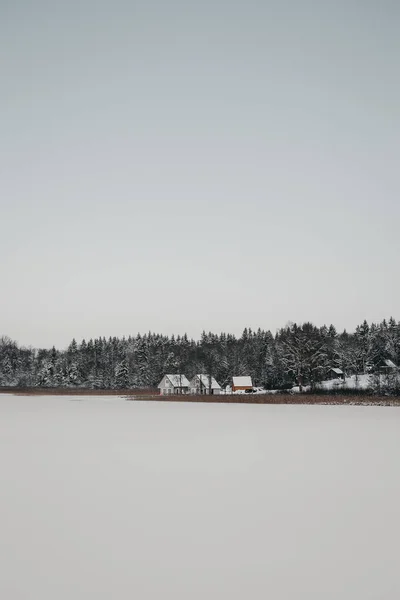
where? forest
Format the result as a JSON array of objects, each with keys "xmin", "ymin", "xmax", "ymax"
[{"xmin": 1, "ymin": 318, "xmax": 399, "ymax": 392}]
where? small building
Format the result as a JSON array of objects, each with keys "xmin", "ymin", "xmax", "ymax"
[
  {"xmin": 377, "ymin": 359, "xmax": 398, "ymax": 374},
  {"xmin": 327, "ymin": 368, "xmax": 345, "ymax": 381},
  {"xmin": 158, "ymin": 374, "xmax": 190, "ymax": 395},
  {"xmin": 232, "ymin": 376, "xmax": 253, "ymax": 392},
  {"xmin": 189, "ymin": 374, "xmax": 222, "ymax": 395}
]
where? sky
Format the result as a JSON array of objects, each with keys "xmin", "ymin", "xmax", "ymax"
[{"xmin": 1, "ymin": 0, "xmax": 399, "ymax": 349}]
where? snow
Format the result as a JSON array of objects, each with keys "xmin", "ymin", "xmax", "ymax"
[
  {"xmin": 321, "ymin": 374, "xmax": 371, "ymax": 390},
  {"xmin": 160, "ymin": 374, "xmax": 190, "ymax": 388},
  {"xmin": 232, "ymin": 376, "xmax": 252, "ymax": 387},
  {"xmin": 291, "ymin": 374, "xmax": 373, "ymax": 393},
  {"xmin": 1, "ymin": 394, "xmax": 400, "ymax": 599},
  {"xmin": 384, "ymin": 359, "xmax": 397, "ymax": 369},
  {"xmin": 330, "ymin": 367, "xmax": 344, "ymax": 375},
  {"xmin": 229, "ymin": 386, "xmax": 274, "ymax": 395},
  {"xmin": 253, "ymin": 386, "xmax": 276, "ymax": 394},
  {"xmin": 194, "ymin": 374, "xmax": 221, "ymax": 390}
]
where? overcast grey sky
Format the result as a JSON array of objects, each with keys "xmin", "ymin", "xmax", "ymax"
[{"xmin": 1, "ymin": 0, "xmax": 399, "ymax": 349}]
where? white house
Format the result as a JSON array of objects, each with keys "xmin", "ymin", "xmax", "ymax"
[
  {"xmin": 158, "ymin": 374, "xmax": 190, "ymax": 395},
  {"xmin": 232, "ymin": 376, "xmax": 253, "ymax": 392},
  {"xmin": 189, "ymin": 374, "xmax": 222, "ymax": 395}
]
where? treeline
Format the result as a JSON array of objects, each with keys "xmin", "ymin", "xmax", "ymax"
[{"xmin": 0, "ymin": 318, "xmax": 399, "ymax": 390}]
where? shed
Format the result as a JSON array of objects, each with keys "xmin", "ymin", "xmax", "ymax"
[
  {"xmin": 378, "ymin": 359, "xmax": 398, "ymax": 374},
  {"xmin": 327, "ymin": 368, "xmax": 345, "ymax": 381},
  {"xmin": 232, "ymin": 376, "xmax": 253, "ymax": 392},
  {"xmin": 158, "ymin": 374, "xmax": 190, "ymax": 395}
]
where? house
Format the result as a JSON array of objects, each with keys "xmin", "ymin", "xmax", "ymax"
[
  {"xmin": 377, "ymin": 359, "xmax": 398, "ymax": 374},
  {"xmin": 189, "ymin": 374, "xmax": 222, "ymax": 395},
  {"xmin": 158, "ymin": 374, "xmax": 190, "ymax": 395},
  {"xmin": 232, "ymin": 376, "xmax": 253, "ymax": 392},
  {"xmin": 327, "ymin": 368, "xmax": 345, "ymax": 381}
]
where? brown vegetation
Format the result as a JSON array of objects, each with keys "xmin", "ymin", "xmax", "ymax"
[
  {"xmin": 125, "ymin": 393, "xmax": 400, "ymax": 406},
  {"xmin": 1, "ymin": 388, "xmax": 399, "ymax": 406}
]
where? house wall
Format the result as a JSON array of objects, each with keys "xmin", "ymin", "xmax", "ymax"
[
  {"xmin": 174, "ymin": 387, "xmax": 189, "ymax": 395},
  {"xmin": 159, "ymin": 375, "xmax": 191, "ymax": 395},
  {"xmin": 160, "ymin": 386, "xmax": 190, "ymax": 395},
  {"xmin": 190, "ymin": 376, "xmax": 207, "ymax": 395},
  {"xmin": 159, "ymin": 376, "xmax": 174, "ymax": 395},
  {"xmin": 190, "ymin": 376, "xmax": 222, "ymax": 395},
  {"xmin": 160, "ymin": 386, "xmax": 172, "ymax": 395},
  {"xmin": 328, "ymin": 371, "xmax": 343, "ymax": 380},
  {"xmin": 232, "ymin": 385, "xmax": 252, "ymax": 392}
]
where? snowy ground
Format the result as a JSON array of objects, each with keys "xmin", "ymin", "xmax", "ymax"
[
  {"xmin": 291, "ymin": 374, "xmax": 372, "ymax": 393},
  {"xmin": 1, "ymin": 394, "xmax": 400, "ymax": 600},
  {"xmin": 320, "ymin": 374, "xmax": 371, "ymax": 390}
]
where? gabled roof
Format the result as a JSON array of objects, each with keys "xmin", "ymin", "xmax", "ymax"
[
  {"xmin": 192, "ymin": 374, "xmax": 221, "ymax": 390},
  {"xmin": 159, "ymin": 374, "xmax": 190, "ymax": 388},
  {"xmin": 232, "ymin": 376, "xmax": 252, "ymax": 387},
  {"xmin": 330, "ymin": 368, "xmax": 344, "ymax": 375}
]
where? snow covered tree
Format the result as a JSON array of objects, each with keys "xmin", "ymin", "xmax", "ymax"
[
  {"xmin": 0, "ymin": 356, "xmax": 14, "ymax": 385},
  {"xmin": 66, "ymin": 362, "xmax": 81, "ymax": 386},
  {"xmin": 355, "ymin": 320, "xmax": 371, "ymax": 372},
  {"xmin": 279, "ymin": 323, "xmax": 327, "ymax": 389},
  {"xmin": 115, "ymin": 359, "xmax": 129, "ymax": 388},
  {"xmin": 36, "ymin": 360, "xmax": 53, "ymax": 387}
]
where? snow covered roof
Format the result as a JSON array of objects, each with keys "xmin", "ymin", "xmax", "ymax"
[
  {"xmin": 384, "ymin": 359, "xmax": 397, "ymax": 369},
  {"xmin": 193, "ymin": 374, "xmax": 221, "ymax": 390},
  {"xmin": 160, "ymin": 374, "xmax": 190, "ymax": 388},
  {"xmin": 232, "ymin": 376, "xmax": 252, "ymax": 387},
  {"xmin": 330, "ymin": 368, "xmax": 344, "ymax": 375}
]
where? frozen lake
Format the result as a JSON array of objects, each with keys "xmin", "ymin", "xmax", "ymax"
[{"xmin": 1, "ymin": 394, "xmax": 399, "ymax": 599}]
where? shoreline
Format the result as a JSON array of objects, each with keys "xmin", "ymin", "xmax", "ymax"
[{"xmin": 1, "ymin": 388, "xmax": 400, "ymax": 406}]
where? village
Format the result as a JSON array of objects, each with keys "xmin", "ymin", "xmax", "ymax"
[
  {"xmin": 158, "ymin": 359, "xmax": 400, "ymax": 396},
  {"xmin": 158, "ymin": 374, "xmax": 254, "ymax": 396}
]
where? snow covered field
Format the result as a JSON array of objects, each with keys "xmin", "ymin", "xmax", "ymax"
[
  {"xmin": 1, "ymin": 395, "xmax": 400, "ymax": 599},
  {"xmin": 291, "ymin": 373, "xmax": 379, "ymax": 393}
]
